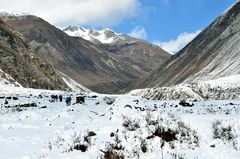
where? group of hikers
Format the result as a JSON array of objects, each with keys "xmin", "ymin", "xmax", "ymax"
[
  {"xmin": 50, "ymin": 95, "xmax": 63, "ymax": 102},
  {"xmin": 50, "ymin": 94, "xmax": 86, "ymax": 106},
  {"xmin": 50, "ymin": 94, "xmax": 72, "ymax": 106}
]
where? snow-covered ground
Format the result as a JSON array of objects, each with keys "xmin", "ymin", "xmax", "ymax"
[
  {"xmin": 130, "ymin": 75, "xmax": 240, "ymax": 100},
  {"xmin": 0, "ymin": 85, "xmax": 240, "ymax": 159}
]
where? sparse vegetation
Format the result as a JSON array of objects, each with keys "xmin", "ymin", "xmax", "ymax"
[
  {"xmin": 69, "ymin": 130, "xmax": 97, "ymax": 152},
  {"xmin": 153, "ymin": 126, "xmax": 177, "ymax": 142},
  {"xmin": 101, "ymin": 112, "xmax": 200, "ymax": 159},
  {"xmin": 49, "ymin": 130, "xmax": 97, "ymax": 153},
  {"xmin": 102, "ymin": 148, "xmax": 124, "ymax": 159},
  {"xmin": 212, "ymin": 120, "xmax": 235, "ymax": 141},
  {"xmin": 145, "ymin": 114, "xmax": 199, "ymax": 148},
  {"xmin": 212, "ymin": 120, "xmax": 239, "ymax": 150},
  {"xmin": 122, "ymin": 116, "xmax": 140, "ymax": 131},
  {"xmin": 101, "ymin": 133, "xmax": 125, "ymax": 159}
]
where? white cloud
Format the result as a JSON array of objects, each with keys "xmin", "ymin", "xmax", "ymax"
[
  {"xmin": 129, "ymin": 26, "xmax": 147, "ymax": 40},
  {"xmin": 0, "ymin": 0, "xmax": 140, "ymax": 26},
  {"xmin": 154, "ymin": 30, "xmax": 201, "ymax": 54}
]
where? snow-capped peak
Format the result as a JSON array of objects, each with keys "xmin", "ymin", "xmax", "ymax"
[
  {"xmin": 63, "ymin": 26, "xmax": 118, "ymax": 44},
  {"xmin": 0, "ymin": 10, "xmax": 29, "ymax": 17}
]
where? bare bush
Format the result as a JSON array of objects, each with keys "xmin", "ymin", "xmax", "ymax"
[
  {"xmin": 122, "ymin": 116, "xmax": 140, "ymax": 131},
  {"xmin": 212, "ymin": 120, "xmax": 239, "ymax": 150},
  {"xmin": 101, "ymin": 148, "xmax": 124, "ymax": 159},
  {"xmin": 212, "ymin": 120, "xmax": 235, "ymax": 141},
  {"xmin": 50, "ymin": 130, "xmax": 97, "ymax": 153},
  {"xmin": 101, "ymin": 134, "xmax": 125, "ymax": 159},
  {"xmin": 146, "ymin": 115, "xmax": 199, "ymax": 148}
]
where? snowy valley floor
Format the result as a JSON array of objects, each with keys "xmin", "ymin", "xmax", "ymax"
[{"xmin": 0, "ymin": 88, "xmax": 240, "ymax": 159}]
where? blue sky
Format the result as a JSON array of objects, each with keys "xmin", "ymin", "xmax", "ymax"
[
  {"xmin": 1, "ymin": 0, "xmax": 237, "ymax": 53},
  {"xmin": 111, "ymin": 0, "xmax": 237, "ymax": 53},
  {"xmin": 114, "ymin": 0, "xmax": 236, "ymax": 41}
]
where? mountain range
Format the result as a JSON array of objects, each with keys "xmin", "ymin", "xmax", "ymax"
[
  {"xmin": 0, "ymin": 14, "xmax": 170, "ymax": 93},
  {"xmin": 1, "ymin": 1, "xmax": 240, "ymax": 99}
]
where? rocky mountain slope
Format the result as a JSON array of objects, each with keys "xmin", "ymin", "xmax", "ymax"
[
  {"xmin": 64, "ymin": 26, "xmax": 170, "ymax": 78},
  {"xmin": 1, "ymin": 16, "xmax": 170, "ymax": 93},
  {"xmin": 130, "ymin": 1, "xmax": 240, "ymax": 90},
  {"xmin": 0, "ymin": 19, "xmax": 67, "ymax": 90}
]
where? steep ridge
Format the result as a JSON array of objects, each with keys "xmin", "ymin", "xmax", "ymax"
[
  {"xmin": 0, "ymin": 19, "xmax": 67, "ymax": 90},
  {"xmin": 2, "ymin": 15, "xmax": 170, "ymax": 93},
  {"xmin": 130, "ymin": 1, "xmax": 240, "ymax": 90}
]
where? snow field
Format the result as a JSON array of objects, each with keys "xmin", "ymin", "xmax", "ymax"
[{"xmin": 0, "ymin": 89, "xmax": 240, "ymax": 159}]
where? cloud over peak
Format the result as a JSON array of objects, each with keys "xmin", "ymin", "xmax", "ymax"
[
  {"xmin": 129, "ymin": 26, "xmax": 147, "ymax": 40},
  {"xmin": 154, "ymin": 30, "xmax": 201, "ymax": 54},
  {"xmin": 1, "ymin": 0, "xmax": 141, "ymax": 26}
]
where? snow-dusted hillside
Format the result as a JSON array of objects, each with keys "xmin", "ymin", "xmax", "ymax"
[
  {"xmin": 58, "ymin": 71, "xmax": 91, "ymax": 93},
  {"xmin": 130, "ymin": 85, "xmax": 204, "ymax": 101},
  {"xmin": 0, "ymin": 85, "xmax": 240, "ymax": 159},
  {"xmin": 130, "ymin": 75, "xmax": 240, "ymax": 100},
  {"xmin": 0, "ymin": 69, "xmax": 22, "ymax": 87},
  {"xmin": 63, "ymin": 26, "xmax": 138, "ymax": 45}
]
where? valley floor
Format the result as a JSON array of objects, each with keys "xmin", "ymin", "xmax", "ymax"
[{"xmin": 0, "ymin": 86, "xmax": 240, "ymax": 159}]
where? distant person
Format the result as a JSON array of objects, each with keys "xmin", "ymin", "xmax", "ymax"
[
  {"xmin": 55, "ymin": 95, "xmax": 58, "ymax": 102},
  {"xmin": 50, "ymin": 95, "xmax": 55, "ymax": 101},
  {"xmin": 65, "ymin": 97, "xmax": 72, "ymax": 106},
  {"xmin": 59, "ymin": 95, "xmax": 63, "ymax": 102}
]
